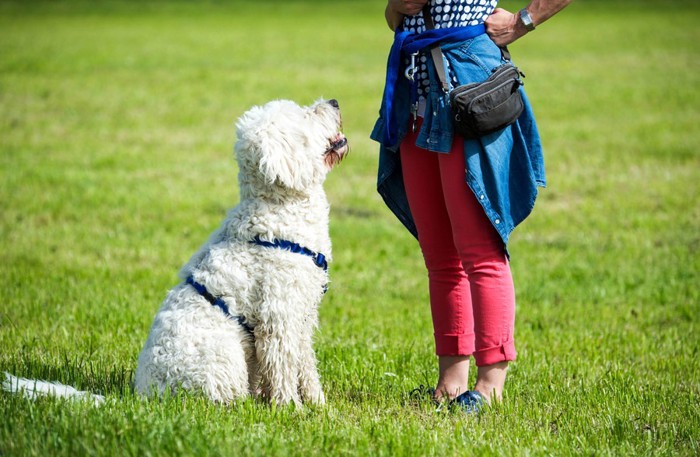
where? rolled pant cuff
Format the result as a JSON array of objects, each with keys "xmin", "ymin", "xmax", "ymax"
[
  {"xmin": 434, "ymin": 333, "xmax": 475, "ymax": 356},
  {"xmin": 473, "ymin": 341, "xmax": 517, "ymax": 367}
]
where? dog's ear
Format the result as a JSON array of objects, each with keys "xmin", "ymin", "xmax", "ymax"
[
  {"xmin": 257, "ymin": 132, "xmax": 317, "ymax": 191},
  {"xmin": 236, "ymin": 101, "xmax": 320, "ymax": 191}
]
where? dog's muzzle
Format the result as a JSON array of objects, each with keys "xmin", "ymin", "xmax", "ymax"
[
  {"xmin": 324, "ymin": 99, "xmax": 349, "ymax": 168},
  {"xmin": 328, "ymin": 136, "xmax": 348, "ymax": 154},
  {"xmin": 324, "ymin": 134, "xmax": 348, "ymax": 168}
]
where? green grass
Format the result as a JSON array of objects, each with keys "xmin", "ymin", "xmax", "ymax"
[{"xmin": 1, "ymin": 0, "xmax": 698, "ymax": 455}]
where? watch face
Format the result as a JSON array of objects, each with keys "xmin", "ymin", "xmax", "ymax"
[{"xmin": 520, "ymin": 9, "xmax": 535, "ymax": 31}]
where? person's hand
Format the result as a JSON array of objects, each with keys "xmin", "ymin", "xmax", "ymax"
[
  {"xmin": 388, "ymin": 0, "xmax": 429, "ymax": 16},
  {"xmin": 485, "ymin": 8, "xmax": 528, "ymax": 46},
  {"xmin": 386, "ymin": 0, "xmax": 428, "ymax": 30}
]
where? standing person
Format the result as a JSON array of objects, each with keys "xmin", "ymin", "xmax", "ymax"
[{"xmin": 371, "ymin": 0, "xmax": 572, "ymax": 411}]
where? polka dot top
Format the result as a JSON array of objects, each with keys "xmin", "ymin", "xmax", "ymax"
[{"xmin": 402, "ymin": 0, "xmax": 498, "ymax": 102}]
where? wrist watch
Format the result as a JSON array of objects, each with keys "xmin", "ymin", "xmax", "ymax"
[{"xmin": 519, "ymin": 8, "xmax": 536, "ymax": 32}]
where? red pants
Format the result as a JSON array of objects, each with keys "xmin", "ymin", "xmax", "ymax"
[{"xmin": 400, "ymin": 128, "xmax": 517, "ymax": 367}]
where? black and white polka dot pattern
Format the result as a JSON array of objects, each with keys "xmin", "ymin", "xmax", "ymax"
[{"xmin": 403, "ymin": 0, "xmax": 497, "ymax": 100}]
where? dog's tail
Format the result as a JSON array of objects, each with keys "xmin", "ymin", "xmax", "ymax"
[{"xmin": 3, "ymin": 372, "xmax": 105, "ymax": 406}]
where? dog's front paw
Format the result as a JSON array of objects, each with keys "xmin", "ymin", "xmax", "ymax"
[
  {"xmin": 311, "ymin": 390, "xmax": 325, "ymax": 405},
  {"xmin": 300, "ymin": 384, "xmax": 325, "ymax": 405}
]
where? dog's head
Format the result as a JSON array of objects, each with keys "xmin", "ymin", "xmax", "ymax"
[{"xmin": 234, "ymin": 99, "xmax": 348, "ymax": 194}]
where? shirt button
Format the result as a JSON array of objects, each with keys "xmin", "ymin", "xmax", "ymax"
[
  {"xmin": 480, "ymin": 194, "xmax": 485, "ymax": 200},
  {"xmin": 495, "ymin": 219, "xmax": 501, "ymax": 224}
]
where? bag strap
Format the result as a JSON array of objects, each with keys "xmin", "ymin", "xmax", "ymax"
[
  {"xmin": 420, "ymin": 3, "xmax": 511, "ymax": 91},
  {"xmin": 421, "ymin": 5, "xmax": 451, "ymax": 92}
]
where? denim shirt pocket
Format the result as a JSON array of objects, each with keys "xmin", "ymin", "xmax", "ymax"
[{"xmin": 416, "ymin": 84, "xmax": 454, "ymax": 152}]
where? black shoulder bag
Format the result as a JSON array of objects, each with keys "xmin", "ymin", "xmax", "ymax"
[{"xmin": 422, "ymin": 5, "xmax": 525, "ymax": 139}]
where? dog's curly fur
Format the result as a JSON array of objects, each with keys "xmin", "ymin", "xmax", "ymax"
[{"xmin": 133, "ymin": 99, "xmax": 347, "ymax": 405}]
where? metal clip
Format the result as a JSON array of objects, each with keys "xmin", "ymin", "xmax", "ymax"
[
  {"xmin": 411, "ymin": 102, "xmax": 418, "ymax": 132},
  {"xmin": 404, "ymin": 52, "xmax": 418, "ymax": 82}
]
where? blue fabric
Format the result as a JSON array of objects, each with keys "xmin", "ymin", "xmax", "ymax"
[
  {"xmin": 186, "ymin": 276, "xmax": 255, "ymax": 335},
  {"xmin": 371, "ymin": 33, "xmax": 546, "ymax": 249},
  {"xmin": 381, "ymin": 24, "xmax": 486, "ymax": 147},
  {"xmin": 251, "ymin": 235, "xmax": 328, "ymax": 271}
]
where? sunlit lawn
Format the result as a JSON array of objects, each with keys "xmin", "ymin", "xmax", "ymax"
[{"xmin": 1, "ymin": 1, "xmax": 698, "ymax": 455}]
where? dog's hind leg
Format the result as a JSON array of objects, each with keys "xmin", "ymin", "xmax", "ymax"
[
  {"xmin": 135, "ymin": 291, "xmax": 252, "ymax": 404},
  {"xmin": 187, "ymin": 326, "xmax": 252, "ymax": 403}
]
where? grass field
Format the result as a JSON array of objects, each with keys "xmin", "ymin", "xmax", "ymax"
[{"xmin": 1, "ymin": 0, "xmax": 698, "ymax": 455}]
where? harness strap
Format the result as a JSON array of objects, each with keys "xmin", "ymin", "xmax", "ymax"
[
  {"xmin": 251, "ymin": 235, "xmax": 328, "ymax": 271},
  {"xmin": 186, "ymin": 276, "xmax": 255, "ymax": 336}
]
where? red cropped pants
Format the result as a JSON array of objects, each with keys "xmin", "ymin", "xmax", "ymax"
[{"xmin": 400, "ymin": 128, "xmax": 517, "ymax": 367}]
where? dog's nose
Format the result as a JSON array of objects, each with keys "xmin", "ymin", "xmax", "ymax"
[{"xmin": 328, "ymin": 99, "xmax": 339, "ymax": 108}]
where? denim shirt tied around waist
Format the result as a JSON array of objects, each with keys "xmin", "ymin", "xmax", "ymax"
[{"xmin": 370, "ymin": 32, "xmax": 546, "ymax": 249}]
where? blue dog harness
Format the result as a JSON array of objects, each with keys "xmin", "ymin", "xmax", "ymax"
[{"xmin": 186, "ymin": 237, "xmax": 329, "ymax": 335}]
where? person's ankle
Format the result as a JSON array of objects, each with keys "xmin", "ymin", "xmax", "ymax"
[
  {"xmin": 473, "ymin": 383, "xmax": 500, "ymax": 403},
  {"xmin": 434, "ymin": 383, "xmax": 468, "ymax": 401},
  {"xmin": 435, "ymin": 355, "xmax": 470, "ymax": 401},
  {"xmin": 474, "ymin": 361, "xmax": 509, "ymax": 403}
]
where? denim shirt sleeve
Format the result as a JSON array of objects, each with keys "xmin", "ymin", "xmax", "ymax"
[{"xmin": 372, "ymin": 33, "xmax": 546, "ymax": 250}]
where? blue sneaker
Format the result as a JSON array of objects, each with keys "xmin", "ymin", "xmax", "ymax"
[{"xmin": 451, "ymin": 390, "xmax": 485, "ymax": 414}]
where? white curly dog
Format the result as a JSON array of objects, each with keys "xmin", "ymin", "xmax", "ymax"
[
  {"xmin": 134, "ymin": 99, "xmax": 347, "ymax": 405},
  {"xmin": 4, "ymin": 99, "xmax": 348, "ymax": 406}
]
